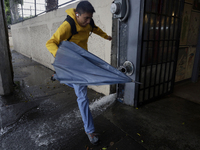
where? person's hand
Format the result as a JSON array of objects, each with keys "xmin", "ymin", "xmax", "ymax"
[{"xmin": 107, "ymin": 36, "xmax": 112, "ymax": 41}]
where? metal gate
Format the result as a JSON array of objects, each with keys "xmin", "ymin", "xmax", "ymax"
[
  {"xmin": 115, "ymin": 0, "xmax": 184, "ymax": 107},
  {"xmin": 137, "ymin": 0, "xmax": 184, "ymax": 106}
]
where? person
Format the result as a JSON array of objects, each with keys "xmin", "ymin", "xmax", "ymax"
[{"xmin": 46, "ymin": 1, "xmax": 112, "ymax": 145}]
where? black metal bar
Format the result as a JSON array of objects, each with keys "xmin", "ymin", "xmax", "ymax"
[
  {"xmin": 35, "ymin": 0, "xmax": 36, "ymax": 16},
  {"xmin": 148, "ymin": 0, "xmax": 159, "ymax": 100},
  {"xmin": 146, "ymin": 60, "xmax": 175, "ymax": 65},
  {"xmin": 143, "ymin": 39, "xmax": 175, "ymax": 42},
  {"xmin": 22, "ymin": 8, "xmax": 45, "ymax": 11},
  {"xmin": 140, "ymin": 80, "xmax": 171, "ymax": 90},
  {"xmin": 158, "ymin": 0, "xmax": 168, "ymax": 95},
  {"xmin": 162, "ymin": 0, "xmax": 173, "ymax": 94},
  {"xmin": 21, "ymin": 0, "xmax": 24, "ymax": 22},
  {"xmin": 142, "ymin": 0, "xmax": 153, "ymax": 102},
  {"xmin": 153, "ymin": 0, "xmax": 164, "ymax": 97},
  {"xmin": 145, "ymin": 11, "xmax": 179, "ymax": 18},
  {"xmin": 10, "ymin": 0, "xmax": 77, "ymax": 25},
  {"xmin": 191, "ymin": 26, "xmax": 200, "ymax": 82},
  {"xmin": 29, "ymin": 0, "xmax": 75, "ymax": 17},
  {"xmin": 23, "ymin": 2, "xmax": 44, "ymax": 5},
  {"xmin": 135, "ymin": 0, "xmax": 145, "ymax": 107},
  {"xmin": 171, "ymin": 0, "xmax": 185, "ymax": 91},
  {"xmin": 166, "ymin": 0, "xmax": 179, "ymax": 92}
]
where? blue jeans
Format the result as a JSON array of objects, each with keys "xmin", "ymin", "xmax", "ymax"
[{"xmin": 67, "ymin": 84, "xmax": 95, "ymax": 133}]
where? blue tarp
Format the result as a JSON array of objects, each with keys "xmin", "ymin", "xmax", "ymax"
[{"xmin": 52, "ymin": 41, "xmax": 133, "ymax": 86}]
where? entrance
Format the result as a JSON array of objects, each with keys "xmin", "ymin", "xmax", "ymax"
[{"xmin": 112, "ymin": 0, "xmax": 184, "ymax": 107}]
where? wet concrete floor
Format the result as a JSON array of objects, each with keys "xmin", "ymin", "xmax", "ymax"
[{"xmin": 1, "ymin": 50, "xmax": 200, "ymax": 150}]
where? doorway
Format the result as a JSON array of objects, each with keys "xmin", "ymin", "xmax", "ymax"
[{"xmin": 116, "ymin": 0, "xmax": 184, "ymax": 107}]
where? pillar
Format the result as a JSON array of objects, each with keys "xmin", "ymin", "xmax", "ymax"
[{"xmin": 0, "ymin": 1, "xmax": 13, "ymax": 95}]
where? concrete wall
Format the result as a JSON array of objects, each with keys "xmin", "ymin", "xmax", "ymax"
[{"xmin": 11, "ymin": 0, "xmax": 113, "ymax": 95}]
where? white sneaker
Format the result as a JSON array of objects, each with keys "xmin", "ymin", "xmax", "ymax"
[{"xmin": 86, "ymin": 132, "xmax": 100, "ymax": 145}]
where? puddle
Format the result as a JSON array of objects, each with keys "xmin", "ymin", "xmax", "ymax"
[{"xmin": 0, "ymin": 93, "xmax": 116, "ymax": 147}]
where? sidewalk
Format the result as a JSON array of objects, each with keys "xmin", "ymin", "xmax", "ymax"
[{"xmin": 1, "ymin": 50, "xmax": 200, "ymax": 150}]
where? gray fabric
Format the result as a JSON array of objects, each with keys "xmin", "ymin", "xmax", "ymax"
[{"xmin": 53, "ymin": 41, "xmax": 132, "ymax": 86}]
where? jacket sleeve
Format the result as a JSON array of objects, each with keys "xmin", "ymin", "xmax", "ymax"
[
  {"xmin": 92, "ymin": 25, "xmax": 109, "ymax": 39},
  {"xmin": 46, "ymin": 21, "xmax": 72, "ymax": 57}
]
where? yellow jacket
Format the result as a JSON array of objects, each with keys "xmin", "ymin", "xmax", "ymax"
[{"xmin": 46, "ymin": 8, "xmax": 109, "ymax": 57}]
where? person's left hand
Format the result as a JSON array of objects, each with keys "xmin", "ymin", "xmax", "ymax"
[{"xmin": 107, "ymin": 36, "xmax": 112, "ymax": 41}]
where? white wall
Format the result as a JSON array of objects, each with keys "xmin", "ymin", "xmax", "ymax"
[{"xmin": 11, "ymin": 0, "xmax": 113, "ymax": 95}]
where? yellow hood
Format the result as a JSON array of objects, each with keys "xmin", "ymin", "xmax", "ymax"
[{"xmin": 65, "ymin": 8, "xmax": 77, "ymax": 22}]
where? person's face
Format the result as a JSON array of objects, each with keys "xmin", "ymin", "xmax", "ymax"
[{"xmin": 76, "ymin": 12, "xmax": 93, "ymax": 27}]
